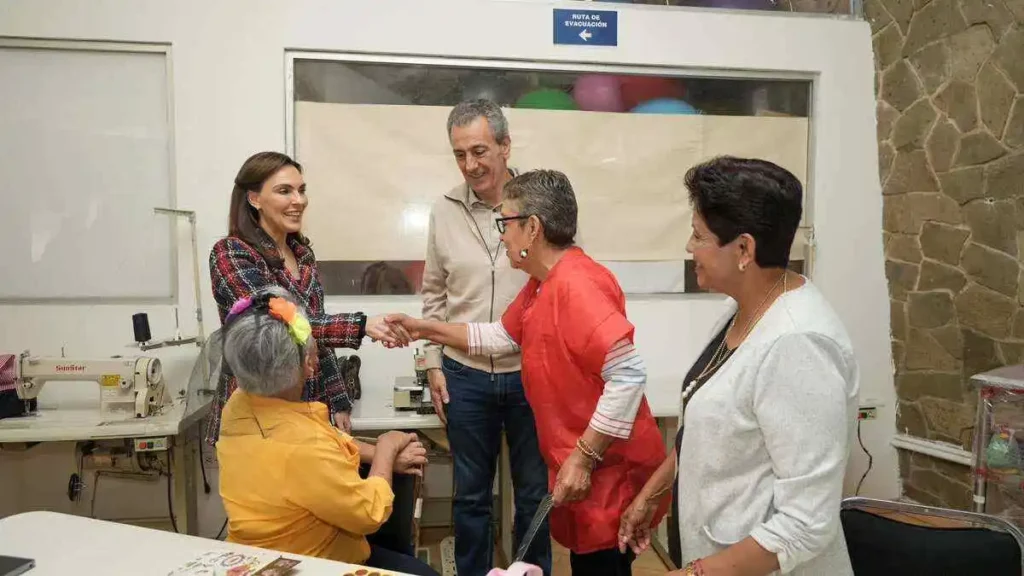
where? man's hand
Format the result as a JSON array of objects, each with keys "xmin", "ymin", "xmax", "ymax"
[
  {"xmin": 427, "ymin": 369, "xmax": 449, "ymax": 426},
  {"xmin": 366, "ymin": 315, "xmax": 410, "ymax": 348},
  {"xmin": 395, "ymin": 438, "xmax": 428, "ymax": 476},
  {"xmin": 552, "ymin": 449, "xmax": 594, "ymax": 506}
]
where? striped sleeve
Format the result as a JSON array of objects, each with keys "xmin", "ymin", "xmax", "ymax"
[
  {"xmin": 467, "ymin": 322, "xmax": 522, "ymax": 356},
  {"xmin": 589, "ymin": 339, "xmax": 648, "ymax": 439}
]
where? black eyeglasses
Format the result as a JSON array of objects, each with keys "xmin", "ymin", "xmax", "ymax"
[{"xmin": 495, "ymin": 215, "xmax": 529, "ymax": 234}]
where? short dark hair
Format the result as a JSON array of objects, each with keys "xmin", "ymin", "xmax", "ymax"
[
  {"xmin": 684, "ymin": 156, "xmax": 803, "ymax": 268},
  {"xmin": 502, "ymin": 169, "xmax": 578, "ymax": 248}
]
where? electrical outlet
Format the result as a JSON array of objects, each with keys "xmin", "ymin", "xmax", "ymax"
[{"xmin": 858, "ymin": 407, "xmax": 877, "ymax": 421}]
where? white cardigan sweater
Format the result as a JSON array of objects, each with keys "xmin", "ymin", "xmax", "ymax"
[{"xmin": 676, "ymin": 281, "xmax": 857, "ymax": 575}]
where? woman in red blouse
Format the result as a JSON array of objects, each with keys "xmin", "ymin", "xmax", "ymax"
[
  {"xmin": 386, "ymin": 170, "xmax": 668, "ymax": 576},
  {"xmin": 207, "ymin": 151, "xmax": 404, "ymax": 442}
]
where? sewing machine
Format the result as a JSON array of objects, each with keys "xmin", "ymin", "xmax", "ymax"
[
  {"xmin": 393, "ymin": 349, "xmax": 435, "ymax": 415},
  {"xmin": 13, "ymin": 351, "xmax": 167, "ymax": 418}
]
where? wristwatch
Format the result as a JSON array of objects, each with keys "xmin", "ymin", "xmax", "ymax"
[{"xmin": 356, "ymin": 311, "xmax": 368, "ymax": 339}]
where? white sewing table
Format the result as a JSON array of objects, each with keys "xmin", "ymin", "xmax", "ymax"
[
  {"xmin": 0, "ymin": 511, "xmax": 415, "ymax": 575},
  {"xmin": 0, "ymin": 391, "xmax": 213, "ymax": 536}
]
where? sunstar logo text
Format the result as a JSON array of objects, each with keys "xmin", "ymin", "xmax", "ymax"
[{"xmin": 55, "ymin": 364, "xmax": 86, "ymax": 373}]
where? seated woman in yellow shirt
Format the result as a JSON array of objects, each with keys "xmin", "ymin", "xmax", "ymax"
[{"xmin": 216, "ymin": 287, "xmax": 439, "ymax": 576}]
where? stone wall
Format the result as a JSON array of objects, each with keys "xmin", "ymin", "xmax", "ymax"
[{"xmin": 868, "ymin": 0, "xmax": 1024, "ymax": 510}]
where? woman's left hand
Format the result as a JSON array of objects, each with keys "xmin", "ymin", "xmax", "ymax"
[
  {"xmin": 332, "ymin": 411, "xmax": 352, "ymax": 433},
  {"xmin": 553, "ymin": 449, "xmax": 594, "ymax": 506},
  {"xmin": 618, "ymin": 496, "xmax": 656, "ymax": 555}
]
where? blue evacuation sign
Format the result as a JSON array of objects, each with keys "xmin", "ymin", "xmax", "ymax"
[{"xmin": 553, "ymin": 8, "xmax": 618, "ymax": 47}]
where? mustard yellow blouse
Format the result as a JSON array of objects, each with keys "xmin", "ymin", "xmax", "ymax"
[{"xmin": 216, "ymin": 390, "xmax": 394, "ymax": 563}]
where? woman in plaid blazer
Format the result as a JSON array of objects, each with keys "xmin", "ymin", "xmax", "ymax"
[{"xmin": 206, "ymin": 151, "xmax": 405, "ymax": 442}]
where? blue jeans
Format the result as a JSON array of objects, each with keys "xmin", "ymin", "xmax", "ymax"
[{"xmin": 444, "ymin": 357, "xmax": 552, "ymax": 576}]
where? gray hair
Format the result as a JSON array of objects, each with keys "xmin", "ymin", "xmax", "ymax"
[
  {"xmin": 222, "ymin": 287, "xmax": 313, "ymax": 397},
  {"xmin": 446, "ymin": 99, "xmax": 510, "ymax": 143},
  {"xmin": 503, "ymin": 170, "xmax": 578, "ymax": 248}
]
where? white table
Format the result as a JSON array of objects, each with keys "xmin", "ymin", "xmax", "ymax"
[
  {"xmin": 0, "ymin": 511, "xmax": 414, "ymax": 575},
  {"xmin": 0, "ymin": 393, "xmax": 211, "ymax": 443},
  {"xmin": 0, "ymin": 390, "xmax": 213, "ymax": 536},
  {"xmin": 351, "ymin": 413, "xmax": 442, "ymax": 432}
]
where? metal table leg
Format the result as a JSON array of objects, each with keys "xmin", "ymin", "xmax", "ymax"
[
  {"xmin": 172, "ymin": 426, "xmax": 200, "ymax": 535},
  {"xmin": 971, "ymin": 387, "xmax": 990, "ymax": 514}
]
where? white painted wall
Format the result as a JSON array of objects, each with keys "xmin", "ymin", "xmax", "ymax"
[{"xmin": 0, "ymin": 0, "xmax": 898, "ymax": 525}]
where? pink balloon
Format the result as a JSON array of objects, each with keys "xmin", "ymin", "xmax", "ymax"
[{"xmin": 573, "ymin": 74, "xmax": 624, "ymax": 112}]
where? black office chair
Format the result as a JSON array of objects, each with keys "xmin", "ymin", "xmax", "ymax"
[{"xmin": 841, "ymin": 497, "xmax": 1024, "ymax": 575}]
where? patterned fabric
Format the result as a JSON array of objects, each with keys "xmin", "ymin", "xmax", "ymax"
[
  {"xmin": 206, "ymin": 231, "xmax": 365, "ymax": 444},
  {"xmin": 0, "ymin": 355, "xmax": 16, "ymax": 393}
]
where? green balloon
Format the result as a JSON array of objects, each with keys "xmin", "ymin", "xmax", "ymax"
[{"xmin": 514, "ymin": 88, "xmax": 578, "ymax": 110}]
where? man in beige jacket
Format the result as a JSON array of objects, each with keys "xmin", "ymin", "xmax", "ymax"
[{"xmin": 421, "ymin": 99, "xmax": 550, "ymax": 575}]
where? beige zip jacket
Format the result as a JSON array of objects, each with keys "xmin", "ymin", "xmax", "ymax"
[{"xmin": 421, "ymin": 177, "xmax": 528, "ymax": 373}]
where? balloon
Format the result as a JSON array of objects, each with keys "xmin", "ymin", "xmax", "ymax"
[
  {"xmin": 618, "ymin": 76, "xmax": 686, "ymax": 111},
  {"xmin": 573, "ymin": 74, "xmax": 624, "ymax": 112},
  {"xmin": 630, "ymin": 98, "xmax": 700, "ymax": 115},
  {"xmin": 514, "ymin": 88, "xmax": 578, "ymax": 110}
]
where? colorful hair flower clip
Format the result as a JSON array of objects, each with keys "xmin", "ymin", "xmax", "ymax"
[
  {"xmin": 268, "ymin": 297, "xmax": 312, "ymax": 346},
  {"xmin": 226, "ymin": 296, "xmax": 254, "ymax": 323}
]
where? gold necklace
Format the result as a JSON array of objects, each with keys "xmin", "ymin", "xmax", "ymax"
[
  {"xmin": 731, "ymin": 270, "xmax": 789, "ymax": 345},
  {"xmin": 682, "ymin": 271, "xmax": 789, "ymax": 404}
]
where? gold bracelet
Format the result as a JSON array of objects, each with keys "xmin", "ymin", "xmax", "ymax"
[
  {"xmin": 682, "ymin": 559, "xmax": 706, "ymax": 576},
  {"xmin": 576, "ymin": 437, "xmax": 603, "ymax": 463}
]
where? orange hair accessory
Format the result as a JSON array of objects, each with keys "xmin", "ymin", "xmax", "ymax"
[{"xmin": 267, "ymin": 297, "xmax": 312, "ymax": 345}]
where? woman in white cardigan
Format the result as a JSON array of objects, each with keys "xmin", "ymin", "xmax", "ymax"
[{"xmin": 618, "ymin": 156, "xmax": 858, "ymax": 576}]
